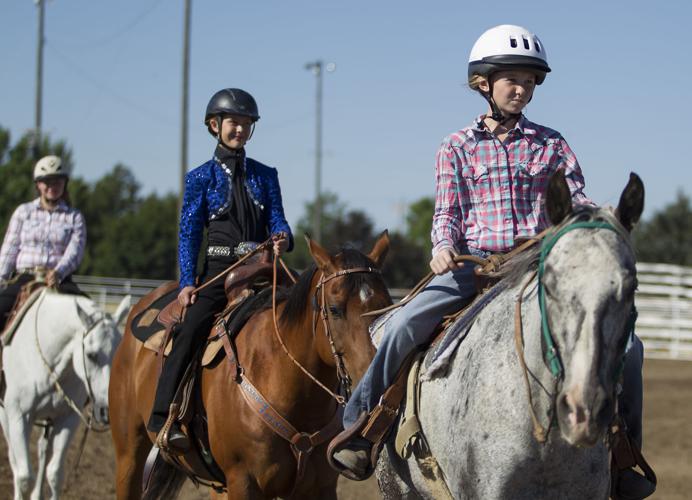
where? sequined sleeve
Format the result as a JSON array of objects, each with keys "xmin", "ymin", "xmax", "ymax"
[
  {"xmin": 178, "ymin": 170, "xmax": 208, "ymax": 288},
  {"xmin": 265, "ymin": 168, "xmax": 294, "ymax": 251}
]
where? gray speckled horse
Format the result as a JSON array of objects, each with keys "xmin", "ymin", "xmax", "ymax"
[{"xmin": 376, "ymin": 172, "xmax": 645, "ymax": 500}]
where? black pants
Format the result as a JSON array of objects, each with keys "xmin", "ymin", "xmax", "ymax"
[
  {"xmin": 0, "ymin": 273, "xmax": 81, "ymax": 331},
  {"xmin": 148, "ymin": 260, "xmax": 230, "ymax": 432}
]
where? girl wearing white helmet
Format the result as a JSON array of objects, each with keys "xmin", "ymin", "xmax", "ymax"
[
  {"xmin": 0, "ymin": 156, "xmax": 86, "ymax": 330},
  {"xmin": 332, "ymin": 26, "xmax": 653, "ymax": 499}
]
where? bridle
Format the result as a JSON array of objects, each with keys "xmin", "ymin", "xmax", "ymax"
[
  {"xmin": 313, "ymin": 266, "xmax": 381, "ymax": 403},
  {"xmin": 271, "ymin": 254, "xmax": 381, "ymax": 406},
  {"xmin": 33, "ymin": 289, "xmax": 111, "ymax": 432},
  {"xmin": 514, "ymin": 220, "xmax": 637, "ymax": 442}
]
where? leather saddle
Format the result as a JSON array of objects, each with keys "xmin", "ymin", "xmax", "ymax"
[{"xmin": 2, "ymin": 281, "xmax": 47, "ymax": 345}]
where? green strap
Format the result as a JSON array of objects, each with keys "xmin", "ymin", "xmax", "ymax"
[{"xmin": 537, "ymin": 222, "xmax": 619, "ymax": 379}]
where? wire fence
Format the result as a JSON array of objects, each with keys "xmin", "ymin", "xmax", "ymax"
[{"xmin": 74, "ymin": 261, "xmax": 692, "ymax": 361}]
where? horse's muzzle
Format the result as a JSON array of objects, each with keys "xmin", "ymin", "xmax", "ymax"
[{"xmin": 557, "ymin": 386, "xmax": 611, "ymax": 447}]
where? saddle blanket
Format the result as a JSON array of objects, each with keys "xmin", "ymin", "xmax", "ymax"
[{"xmin": 368, "ymin": 282, "xmax": 507, "ymax": 381}]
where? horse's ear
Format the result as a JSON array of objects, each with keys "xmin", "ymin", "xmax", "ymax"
[
  {"xmin": 113, "ymin": 295, "xmax": 131, "ymax": 327},
  {"xmin": 615, "ymin": 172, "xmax": 645, "ymax": 232},
  {"xmin": 75, "ymin": 302, "xmax": 93, "ymax": 328},
  {"xmin": 368, "ymin": 230, "xmax": 390, "ymax": 268},
  {"xmin": 305, "ymin": 234, "xmax": 336, "ymax": 274},
  {"xmin": 545, "ymin": 169, "xmax": 573, "ymax": 225}
]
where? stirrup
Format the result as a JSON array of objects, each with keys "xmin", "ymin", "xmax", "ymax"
[
  {"xmin": 328, "ymin": 413, "xmax": 379, "ymax": 481},
  {"xmin": 155, "ymin": 404, "xmax": 188, "ymax": 455}
]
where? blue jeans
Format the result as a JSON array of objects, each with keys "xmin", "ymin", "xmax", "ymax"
[{"xmin": 343, "ymin": 265, "xmax": 477, "ymax": 428}]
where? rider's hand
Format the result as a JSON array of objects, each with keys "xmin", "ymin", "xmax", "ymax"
[
  {"xmin": 178, "ymin": 286, "xmax": 197, "ymax": 307},
  {"xmin": 272, "ymin": 233, "xmax": 289, "ymax": 256},
  {"xmin": 45, "ymin": 270, "xmax": 59, "ymax": 288},
  {"xmin": 429, "ymin": 247, "xmax": 464, "ymax": 276}
]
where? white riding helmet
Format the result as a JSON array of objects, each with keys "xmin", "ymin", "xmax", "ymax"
[
  {"xmin": 468, "ymin": 25, "xmax": 551, "ymax": 85},
  {"xmin": 33, "ymin": 155, "xmax": 70, "ymax": 181}
]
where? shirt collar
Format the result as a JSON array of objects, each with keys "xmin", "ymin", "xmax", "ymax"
[
  {"xmin": 470, "ymin": 114, "xmax": 537, "ymax": 137},
  {"xmin": 32, "ymin": 197, "xmax": 69, "ymax": 212}
]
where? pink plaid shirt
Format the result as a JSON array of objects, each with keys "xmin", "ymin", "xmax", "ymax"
[
  {"xmin": 0, "ymin": 199, "xmax": 86, "ymax": 281},
  {"xmin": 432, "ymin": 115, "xmax": 591, "ymax": 255}
]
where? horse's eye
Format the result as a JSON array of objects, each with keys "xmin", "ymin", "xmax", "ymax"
[
  {"xmin": 86, "ymin": 352, "xmax": 98, "ymax": 362},
  {"xmin": 328, "ymin": 305, "xmax": 342, "ymax": 318}
]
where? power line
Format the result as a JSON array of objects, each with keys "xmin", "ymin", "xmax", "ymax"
[
  {"xmin": 46, "ymin": 44, "xmax": 174, "ymax": 123},
  {"xmin": 52, "ymin": 0, "xmax": 165, "ymax": 50}
]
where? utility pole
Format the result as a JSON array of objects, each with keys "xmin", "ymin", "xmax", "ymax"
[
  {"xmin": 34, "ymin": 0, "xmax": 46, "ymax": 158},
  {"xmin": 304, "ymin": 60, "xmax": 335, "ymax": 243},
  {"xmin": 180, "ymin": 0, "xmax": 191, "ymax": 220}
]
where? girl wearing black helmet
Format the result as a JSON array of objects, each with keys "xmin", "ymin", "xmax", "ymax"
[
  {"xmin": 148, "ymin": 88, "xmax": 293, "ymax": 449},
  {"xmin": 331, "ymin": 26, "xmax": 653, "ymax": 499}
]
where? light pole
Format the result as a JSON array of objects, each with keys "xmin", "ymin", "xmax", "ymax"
[
  {"xmin": 180, "ymin": 0, "xmax": 191, "ymax": 218},
  {"xmin": 304, "ymin": 60, "xmax": 335, "ymax": 243},
  {"xmin": 34, "ymin": 0, "xmax": 46, "ymax": 158}
]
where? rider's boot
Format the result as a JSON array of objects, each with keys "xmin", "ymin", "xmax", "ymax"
[
  {"xmin": 614, "ymin": 466, "xmax": 656, "ymax": 500},
  {"xmin": 332, "ymin": 437, "xmax": 372, "ymax": 477}
]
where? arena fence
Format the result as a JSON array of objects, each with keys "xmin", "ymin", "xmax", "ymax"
[{"xmin": 74, "ymin": 261, "xmax": 692, "ymax": 361}]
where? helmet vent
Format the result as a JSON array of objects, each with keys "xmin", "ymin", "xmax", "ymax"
[
  {"xmin": 522, "ymin": 36, "xmax": 530, "ymax": 50},
  {"xmin": 509, "ymin": 36, "xmax": 518, "ymax": 48},
  {"xmin": 534, "ymin": 39, "xmax": 542, "ymax": 52}
]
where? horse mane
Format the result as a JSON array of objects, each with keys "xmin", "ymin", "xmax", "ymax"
[
  {"xmin": 499, "ymin": 205, "xmax": 632, "ymax": 287},
  {"xmin": 280, "ymin": 247, "xmax": 391, "ymax": 328}
]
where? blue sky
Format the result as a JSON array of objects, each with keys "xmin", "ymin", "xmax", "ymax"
[{"xmin": 2, "ymin": 0, "xmax": 690, "ymax": 233}]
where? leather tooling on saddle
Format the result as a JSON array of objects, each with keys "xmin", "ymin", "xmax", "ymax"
[{"xmin": 2, "ymin": 282, "xmax": 47, "ymax": 345}]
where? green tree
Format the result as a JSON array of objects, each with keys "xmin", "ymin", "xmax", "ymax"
[
  {"xmin": 405, "ymin": 197, "xmax": 434, "ymax": 256},
  {"xmin": 633, "ymin": 192, "xmax": 692, "ymax": 265},
  {"xmin": 284, "ymin": 192, "xmax": 378, "ymax": 271},
  {"xmin": 0, "ymin": 126, "xmax": 178, "ymax": 280},
  {"xmin": 284, "ymin": 192, "xmax": 433, "ymax": 288}
]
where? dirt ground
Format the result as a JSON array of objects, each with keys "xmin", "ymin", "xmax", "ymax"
[{"xmin": 0, "ymin": 358, "xmax": 689, "ymax": 499}]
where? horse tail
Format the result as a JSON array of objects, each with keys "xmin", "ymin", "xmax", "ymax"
[{"xmin": 142, "ymin": 457, "xmax": 186, "ymax": 500}]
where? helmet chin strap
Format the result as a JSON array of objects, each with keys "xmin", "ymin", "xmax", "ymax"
[{"xmin": 481, "ymin": 80, "xmax": 521, "ymax": 126}]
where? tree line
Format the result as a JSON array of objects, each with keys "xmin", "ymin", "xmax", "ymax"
[{"xmin": 1, "ymin": 128, "xmax": 689, "ymax": 289}]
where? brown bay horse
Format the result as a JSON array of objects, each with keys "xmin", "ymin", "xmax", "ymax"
[{"xmin": 109, "ymin": 233, "xmax": 391, "ymax": 499}]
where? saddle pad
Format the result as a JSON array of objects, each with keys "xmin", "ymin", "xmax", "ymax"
[
  {"xmin": 422, "ymin": 282, "xmax": 507, "ymax": 380},
  {"xmin": 141, "ymin": 330, "xmax": 224, "ymax": 367},
  {"xmin": 2, "ymin": 288, "xmax": 45, "ymax": 346},
  {"xmin": 131, "ymin": 287, "xmax": 179, "ymax": 342}
]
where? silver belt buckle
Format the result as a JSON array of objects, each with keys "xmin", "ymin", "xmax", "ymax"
[{"xmin": 233, "ymin": 241, "xmax": 260, "ymax": 259}]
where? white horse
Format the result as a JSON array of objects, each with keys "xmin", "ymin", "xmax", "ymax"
[
  {"xmin": 0, "ymin": 289, "xmax": 130, "ymax": 500},
  {"xmin": 376, "ymin": 172, "xmax": 645, "ymax": 499}
]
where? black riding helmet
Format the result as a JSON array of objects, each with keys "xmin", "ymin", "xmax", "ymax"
[{"xmin": 204, "ymin": 88, "xmax": 260, "ymax": 137}]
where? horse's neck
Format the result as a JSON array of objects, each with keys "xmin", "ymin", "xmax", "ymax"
[
  {"xmin": 19, "ymin": 294, "xmax": 84, "ymax": 370},
  {"xmin": 256, "ymin": 295, "xmax": 338, "ymax": 414}
]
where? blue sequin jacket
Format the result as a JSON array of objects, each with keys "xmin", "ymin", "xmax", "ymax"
[{"xmin": 178, "ymin": 157, "xmax": 293, "ymax": 288}]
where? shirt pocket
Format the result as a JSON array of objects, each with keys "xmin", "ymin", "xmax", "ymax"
[
  {"xmin": 515, "ymin": 161, "xmax": 552, "ymax": 206},
  {"xmin": 21, "ymin": 218, "xmax": 44, "ymax": 245},
  {"xmin": 460, "ymin": 163, "xmax": 490, "ymax": 204},
  {"xmin": 50, "ymin": 219, "xmax": 73, "ymax": 247}
]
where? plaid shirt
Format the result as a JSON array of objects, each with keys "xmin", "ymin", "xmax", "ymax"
[
  {"xmin": 0, "ymin": 199, "xmax": 86, "ymax": 281},
  {"xmin": 432, "ymin": 115, "xmax": 591, "ymax": 255}
]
